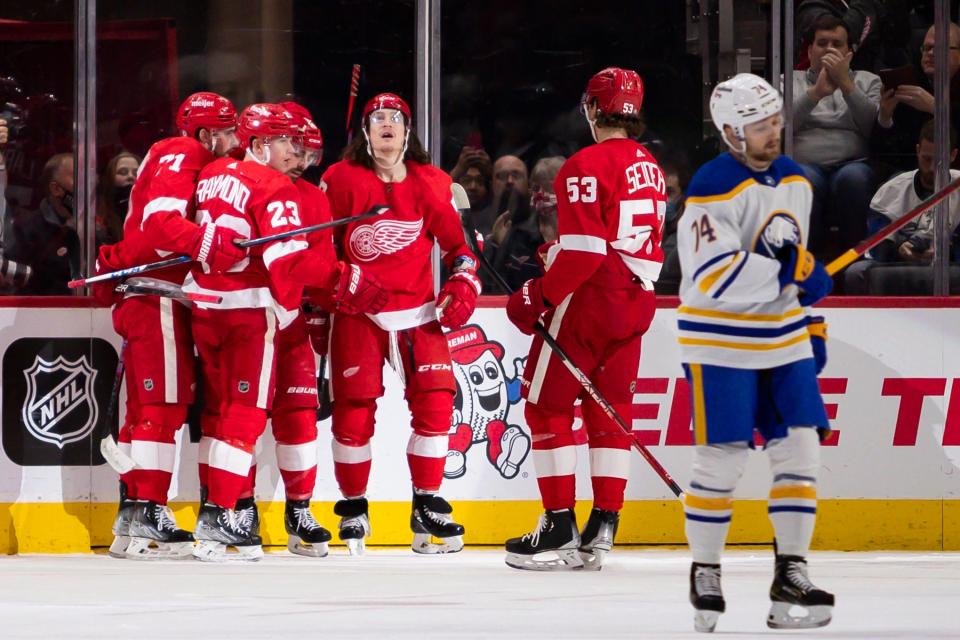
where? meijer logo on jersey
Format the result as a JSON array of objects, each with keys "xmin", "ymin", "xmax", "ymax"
[
  {"xmin": 349, "ymin": 218, "xmax": 423, "ymax": 261},
  {"xmin": 22, "ymin": 355, "xmax": 98, "ymax": 448}
]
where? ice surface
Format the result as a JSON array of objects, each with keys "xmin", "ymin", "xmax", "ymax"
[{"xmin": 0, "ymin": 549, "xmax": 956, "ymax": 639}]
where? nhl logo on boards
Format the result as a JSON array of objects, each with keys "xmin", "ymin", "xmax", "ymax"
[
  {"xmin": 21, "ymin": 355, "xmax": 98, "ymax": 449},
  {"xmin": 2, "ymin": 337, "xmax": 119, "ymax": 466}
]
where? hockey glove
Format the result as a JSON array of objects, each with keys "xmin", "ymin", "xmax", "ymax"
[
  {"xmin": 91, "ymin": 245, "xmax": 123, "ymax": 306},
  {"xmin": 303, "ymin": 304, "xmax": 330, "ymax": 357},
  {"xmin": 192, "ymin": 224, "xmax": 248, "ymax": 274},
  {"xmin": 437, "ymin": 263, "xmax": 482, "ymax": 330},
  {"xmin": 334, "ymin": 263, "xmax": 389, "ymax": 315},
  {"xmin": 506, "ymin": 278, "xmax": 551, "ymax": 335},
  {"xmin": 776, "ymin": 244, "xmax": 832, "ymax": 306},
  {"xmin": 808, "ymin": 315, "xmax": 828, "ymax": 374}
]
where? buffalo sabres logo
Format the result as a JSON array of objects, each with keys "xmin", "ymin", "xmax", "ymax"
[
  {"xmin": 754, "ymin": 211, "xmax": 802, "ymax": 258},
  {"xmin": 349, "ymin": 217, "xmax": 423, "ymax": 261},
  {"xmin": 21, "ymin": 355, "xmax": 98, "ymax": 449}
]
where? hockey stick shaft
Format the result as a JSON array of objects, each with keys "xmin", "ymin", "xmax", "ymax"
[
  {"xmin": 99, "ymin": 341, "xmax": 137, "ymax": 474},
  {"xmin": 451, "ymin": 184, "xmax": 684, "ymax": 498},
  {"xmin": 114, "ymin": 283, "xmax": 223, "ymax": 304},
  {"xmin": 70, "ymin": 205, "xmax": 388, "ymax": 287},
  {"xmin": 345, "ymin": 64, "xmax": 361, "ymax": 141},
  {"xmin": 827, "ymin": 174, "xmax": 960, "ymax": 276}
]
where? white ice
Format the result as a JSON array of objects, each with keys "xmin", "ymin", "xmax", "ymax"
[{"xmin": 0, "ymin": 550, "xmax": 956, "ymax": 639}]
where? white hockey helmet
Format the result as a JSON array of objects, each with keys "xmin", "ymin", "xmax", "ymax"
[{"xmin": 709, "ymin": 73, "xmax": 783, "ymax": 151}]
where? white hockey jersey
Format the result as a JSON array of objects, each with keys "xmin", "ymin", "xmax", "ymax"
[{"xmin": 677, "ymin": 152, "xmax": 815, "ymax": 369}]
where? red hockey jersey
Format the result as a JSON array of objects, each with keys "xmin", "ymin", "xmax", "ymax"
[
  {"xmin": 272, "ymin": 178, "xmax": 338, "ymax": 306},
  {"xmin": 321, "ymin": 160, "xmax": 476, "ymax": 331},
  {"xmin": 541, "ymin": 138, "xmax": 666, "ymax": 305},
  {"xmin": 102, "ymin": 136, "xmax": 214, "ymax": 284},
  {"xmin": 182, "ymin": 158, "xmax": 340, "ymax": 328}
]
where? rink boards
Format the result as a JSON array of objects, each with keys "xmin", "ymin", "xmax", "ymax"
[{"xmin": 0, "ymin": 298, "xmax": 958, "ymax": 552}]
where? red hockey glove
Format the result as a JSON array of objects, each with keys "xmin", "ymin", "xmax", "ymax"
[
  {"xmin": 303, "ymin": 305, "xmax": 330, "ymax": 357},
  {"xmin": 506, "ymin": 278, "xmax": 550, "ymax": 335},
  {"xmin": 437, "ymin": 271, "xmax": 482, "ymax": 330},
  {"xmin": 192, "ymin": 224, "xmax": 248, "ymax": 274},
  {"xmin": 535, "ymin": 240, "xmax": 559, "ymax": 272},
  {"xmin": 335, "ymin": 263, "xmax": 389, "ymax": 315},
  {"xmin": 91, "ymin": 245, "xmax": 123, "ymax": 306}
]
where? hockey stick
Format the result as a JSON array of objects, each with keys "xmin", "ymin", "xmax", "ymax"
[
  {"xmin": 69, "ymin": 205, "xmax": 389, "ymax": 288},
  {"xmin": 114, "ymin": 282, "xmax": 223, "ymax": 304},
  {"xmin": 345, "ymin": 63, "xmax": 361, "ymax": 144},
  {"xmin": 826, "ymin": 174, "xmax": 960, "ymax": 276},
  {"xmin": 451, "ymin": 183, "xmax": 684, "ymax": 498},
  {"xmin": 99, "ymin": 341, "xmax": 136, "ymax": 474}
]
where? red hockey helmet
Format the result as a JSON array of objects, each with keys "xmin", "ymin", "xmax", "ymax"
[
  {"xmin": 362, "ymin": 92, "xmax": 411, "ymax": 125},
  {"xmin": 236, "ymin": 103, "xmax": 300, "ymax": 151},
  {"xmin": 176, "ymin": 92, "xmax": 236, "ymax": 138},
  {"xmin": 581, "ymin": 67, "xmax": 644, "ymax": 116},
  {"xmin": 279, "ymin": 101, "xmax": 323, "ymax": 151}
]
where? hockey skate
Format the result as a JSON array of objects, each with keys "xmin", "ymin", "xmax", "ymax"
[
  {"xmin": 578, "ymin": 508, "xmax": 619, "ymax": 570},
  {"xmin": 690, "ymin": 562, "xmax": 725, "ymax": 633},
  {"xmin": 285, "ymin": 500, "xmax": 331, "ymax": 557},
  {"xmin": 411, "ymin": 493, "xmax": 464, "ymax": 554},
  {"xmin": 126, "ymin": 501, "xmax": 195, "ymax": 560},
  {"xmin": 108, "ymin": 482, "xmax": 137, "ymax": 559},
  {"xmin": 234, "ymin": 496, "xmax": 260, "ymax": 537},
  {"xmin": 192, "ymin": 503, "xmax": 264, "ymax": 562},
  {"xmin": 505, "ymin": 509, "xmax": 583, "ymax": 571},
  {"xmin": 334, "ymin": 497, "xmax": 371, "ymax": 556},
  {"xmin": 766, "ymin": 555, "xmax": 834, "ymax": 629}
]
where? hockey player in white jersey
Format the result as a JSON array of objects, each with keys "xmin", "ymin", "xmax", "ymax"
[{"xmin": 677, "ymin": 73, "xmax": 834, "ymax": 633}]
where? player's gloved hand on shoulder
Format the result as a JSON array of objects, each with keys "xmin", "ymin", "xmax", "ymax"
[
  {"xmin": 808, "ymin": 315, "xmax": 828, "ymax": 374},
  {"xmin": 437, "ymin": 262, "xmax": 482, "ymax": 330},
  {"xmin": 334, "ymin": 263, "xmax": 388, "ymax": 315},
  {"xmin": 776, "ymin": 243, "xmax": 832, "ymax": 306},
  {"xmin": 506, "ymin": 278, "xmax": 551, "ymax": 335},
  {"xmin": 193, "ymin": 224, "xmax": 248, "ymax": 274},
  {"xmin": 303, "ymin": 303, "xmax": 330, "ymax": 356}
]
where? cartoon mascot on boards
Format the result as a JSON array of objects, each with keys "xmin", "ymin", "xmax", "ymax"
[{"xmin": 446, "ymin": 324, "xmax": 531, "ymax": 479}]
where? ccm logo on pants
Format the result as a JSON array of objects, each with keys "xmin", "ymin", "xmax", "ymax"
[{"xmin": 417, "ymin": 363, "xmax": 452, "ymax": 372}]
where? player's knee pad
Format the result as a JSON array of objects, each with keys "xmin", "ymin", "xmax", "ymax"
[
  {"xmin": 409, "ymin": 390, "xmax": 454, "ymax": 436},
  {"xmin": 217, "ymin": 404, "xmax": 267, "ymax": 448},
  {"xmin": 524, "ymin": 402, "xmax": 574, "ymax": 437},
  {"xmin": 690, "ymin": 442, "xmax": 750, "ymax": 494},
  {"xmin": 332, "ymin": 398, "xmax": 377, "ymax": 445},
  {"xmin": 766, "ymin": 426, "xmax": 820, "ymax": 481},
  {"xmin": 271, "ymin": 407, "xmax": 318, "ymax": 445},
  {"xmin": 138, "ymin": 404, "xmax": 188, "ymax": 432}
]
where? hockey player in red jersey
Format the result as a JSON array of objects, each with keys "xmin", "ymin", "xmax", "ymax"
[
  {"xmin": 503, "ymin": 68, "xmax": 666, "ymax": 571},
  {"xmin": 230, "ymin": 101, "xmax": 338, "ymax": 557},
  {"xmin": 94, "ymin": 92, "xmax": 246, "ymax": 559},
  {"xmin": 321, "ymin": 92, "xmax": 482, "ymax": 555},
  {"xmin": 185, "ymin": 103, "xmax": 388, "ymax": 562}
]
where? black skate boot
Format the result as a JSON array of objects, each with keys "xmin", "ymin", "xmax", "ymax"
[
  {"xmin": 284, "ymin": 500, "xmax": 331, "ymax": 558},
  {"xmin": 411, "ymin": 492, "xmax": 464, "ymax": 554},
  {"xmin": 505, "ymin": 509, "xmax": 583, "ymax": 571},
  {"xmin": 109, "ymin": 481, "xmax": 137, "ymax": 559},
  {"xmin": 767, "ymin": 554, "xmax": 834, "ymax": 629},
  {"xmin": 334, "ymin": 497, "xmax": 371, "ymax": 556},
  {"xmin": 192, "ymin": 503, "xmax": 263, "ymax": 562},
  {"xmin": 578, "ymin": 508, "xmax": 619, "ymax": 570},
  {"xmin": 126, "ymin": 501, "xmax": 195, "ymax": 560},
  {"xmin": 234, "ymin": 496, "xmax": 260, "ymax": 537},
  {"xmin": 690, "ymin": 562, "xmax": 725, "ymax": 633}
]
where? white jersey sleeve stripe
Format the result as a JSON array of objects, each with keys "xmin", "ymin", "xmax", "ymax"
[
  {"xmin": 141, "ymin": 197, "xmax": 188, "ymax": 228},
  {"xmin": 559, "ymin": 234, "xmax": 607, "ymax": 254},
  {"xmin": 262, "ymin": 239, "xmax": 309, "ymax": 270}
]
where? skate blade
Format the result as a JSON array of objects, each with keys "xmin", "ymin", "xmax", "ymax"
[
  {"xmin": 412, "ymin": 533, "xmax": 464, "ymax": 554},
  {"xmin": 192, "ymin": 540, "xmax": 264, "ymax": 563},
  {"xmin": 126, "ymin": 537, "xmax": 194, "ymax": 560},
  {"xmin": 694, "ymin": 610, "xmax": 720, "ymax": 633},
  {"xmin": 505, "ymin": 548, "xmax": 584, "ymax": 571},
  {"xmin": 578, "ymin": 547, "xmax": 608, "ymax": 571},
  {"xmin": 766, "ymin": 602, "xmax": 832, "ymax": 629},
  {"xmin": 108, "ymin": 535, "xmax": 130, "ymax": 559},
  {"xmin": 344, "ymin": 538, "xmax": 366, "ymax": 556},
  {"xmin": 288, "ymin": 536, "xmax": 329, "ymax": 558}
]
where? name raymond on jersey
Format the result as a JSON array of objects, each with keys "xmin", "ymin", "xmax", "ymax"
[{"xmin": 196, "ymin": 173, "xmax": 251, "ymax": 214}]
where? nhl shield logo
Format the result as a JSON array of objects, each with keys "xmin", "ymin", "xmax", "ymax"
[{"xmin": 21, "ymin": 355, "xmax": 99, "ymax": 449}]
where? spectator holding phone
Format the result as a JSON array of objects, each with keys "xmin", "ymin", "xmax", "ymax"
[{"xmin": 793, "ymin": 14, "xmax": 881, "ymax": 254}]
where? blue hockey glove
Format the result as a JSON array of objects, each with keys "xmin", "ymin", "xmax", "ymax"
[
  {"xmin": 777, "ymin": 244, "xmax": 832, "ymax": 306},
  {"xmin": 808, "ymin": 315, "xmax": 827, "ymax": 374}
]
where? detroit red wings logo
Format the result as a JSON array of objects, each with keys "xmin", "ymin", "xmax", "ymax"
[{"xmin": 349, "ymin": 217, "xmax": 423, "ymax": 261}]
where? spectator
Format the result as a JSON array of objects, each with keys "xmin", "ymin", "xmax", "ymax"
[
  {"xmin": 653, "ymin": 156, "xmax": 690, "ymax": 295},
  {"xmin": 796, "ymin": 0, "xmax": 886, "ymax": 71},
  {"xmin": 475, "ymin": 154, "xmax": 531, "ymax": 240},
  {"xmin": 5, "ymin": 153, "xmax": 80, "ymax": 295},
  {"xmin": 875, "ymin": 21, "xmax": 960, "ymax": 173},
  {"xmin": 96, "ymin": 151, "xmax": 140, "ymax": 248},
  {"xmin": 448, "ymin": 144, "xmax": 492, "ymax": 211},
  {"xmin": 481, "ymin": 155, "xmax": 555, "ymax": 294},
  {"xmin": 530, "ymin": 155, "xmax": 564, "ymax": 243},
  {"xmin": 846, "ymin": 120, "xmax": 960, "ymax": 294},
  {"xmin": 793, "ymin": 14, "xmax": 881, "ymax": 254}
]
